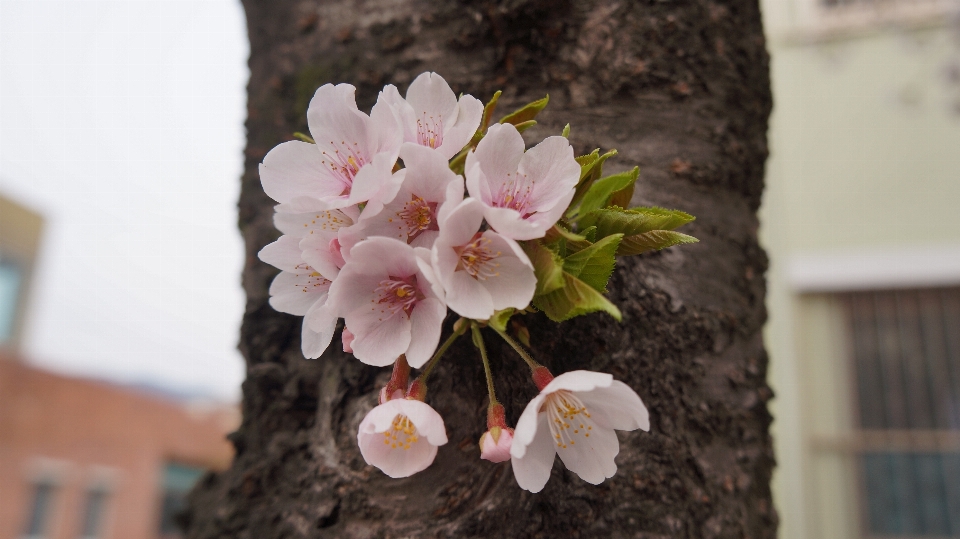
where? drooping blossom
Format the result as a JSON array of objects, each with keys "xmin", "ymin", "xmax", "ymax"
[
  {"xmin": 510, "ymin": 369, "xmax": 650, "ymax": 493},
  {"xmin": 480, "ymin": 426, "xmax": 514, "ymax": 463},
  {"xmin": 257, "ymin": 235, "xmax": 337, "ymax": 359},
  {"xmin": 327, "ymin": 237, "xmax": 446, "ymax": 368},
  {"xmin": 432, "ymin": 198, "xmax": 536, "ymax": 320},
  {"xmin": 358, "ymin": 397, "xmax": 448, "ymax": 478},
  {"xmin": 260, "ymin": 83, "xmax": 402, "ymax": 213},
  {"xmin": 345, "ymin": 143, "xmax": 464, "ymax": 251},
  {"xmin": 465, "ymin": 123, "xmax": 580, "ymax": 241},
  {"xmin": 379, "ymin": 72, "xmax": 483, "ymax": 160}
]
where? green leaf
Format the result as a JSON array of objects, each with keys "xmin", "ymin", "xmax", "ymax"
[
  {"xmin": 569, "ymin": 167, "xmax": 639, "ymax": 219},
  {"xmin": 561, "ymin": 123, "xmax": 570, "ymax": 138},
  {"xmin": 534, "ymin": 272, "xmax": 622, "ymax": 322},
  {"xmin": 607, "ymin": 178, "xmax": 635, "ymax": 209},
  {"xmin": 514, "ymin": 120, "xmax": 537, "ymax": 133},
  {"xmin": 488, "ymin": 308, "xmax": 514, "ymax": 331},
  {"xmin": 562, "ymin": 234, "xmax": 622, "ymax": 293},
  {"xmin": 617, "ymin": 230, "xmax": 699, "ymax": 256},
  {"xmin": 522, "ymin": 241, "xmax": 565, "ymax": 296},
  {"xmin": 293, "ymin": 132, "xmax": 315, "ymax": 144},
  {"xmin": 569, "ymin": 149, "xmax": 617, "ymax": 214},
  {"xmin": 591, "ymin": 206, "xmax": 696, "ymax": 238},
  {"xmin": 499, "ymin": 95, "xmax": 549, "ymax": 126},
  {"xmin": 480, "ymin": 90, "xmax": 502, "ymax": 134},
  {"xmin": 543, "ymin": 223, "xmax": 587, "ymax": 243}
]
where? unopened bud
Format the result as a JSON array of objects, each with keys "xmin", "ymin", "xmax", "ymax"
[{"xmin": 479, "ymin": 426, "xmax": 514, "ymax": 463}]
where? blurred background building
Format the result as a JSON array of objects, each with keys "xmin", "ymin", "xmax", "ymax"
[
  {"xmin": 761, "ymin": 0, "xmax": 960, "ymax": 538},
  {"xmin": 0, "ymin": 194, "xmax": 238, "ymax": 539}
]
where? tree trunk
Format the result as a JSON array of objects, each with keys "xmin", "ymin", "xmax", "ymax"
[{"xmin": 185, "ymin": 1, "xmax": 775, "ymax": 538}]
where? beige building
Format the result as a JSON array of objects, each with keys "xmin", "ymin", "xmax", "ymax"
[{"xmin": 760, "ymin": 0, "xmax": 960, "ymax": 538}]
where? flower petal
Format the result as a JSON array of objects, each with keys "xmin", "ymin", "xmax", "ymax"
[
  {"xmin": 516, "ymin": 135, "xmax": 580, "ymax": 212},
  {"xmin": 578, "ymin": 381, "xmax": 650, "ymax": 432},
  {"xmin": 260, "ymin": 141, "xmax": 340, "ymax": 204},
  {"xmin": 398, "ymin": 142, "xmax": 458, "ymax": 203},
  {"xmin": 541, "ymin": 370, "xmax": 613, "ymax": 395},
  {"xmin": 348, "ymin": 309, "xmax": 411, "ymax": 367},
  {"xmin": 556, "ymin": 421, "xmax": 619, "ymax": 485},
  {"xmin": 405, "ymin": 298, "xmax": 445, "ymax": 368},
  {"xmin": 348, "ymin": 237, "xmax": 420, "ymax": 278},
  {"xmin": 481, "ymin": 255, "xmax": 536, "ymax": 312},
  {"xmin": 359, "ymin": 429, "xmax": 438, "ymax": 478},
  {"xmin": 445, "ymin": 271, "xmax": 495, "ymax": 320},
  {"xmin": 301, "ymin": 300, "xmax": 336, "ymax": 359},
  {"xmin": 437, "ymin": 94, "xmax": 483, "ymax": 159},
  {"xmin": 399, "ymin": 399, "xmax": 448, "ymax": 446},
  {"xmin": 258, "ymin": 235, "xmax": 308, "ymax": 273},
  {"xmin": 268, "ymin": 271, "xmax": 330, "ymax": 316},
  {"xmin": 511, "ymin": 413, "xmax": 557, "ymax": 493},
  {"xmin": 469, "ymin": 123, "xmax": 525, "ymax": 187},
  {"xmin": 483, "ymin": 206, "xmax": 549, "ymax": 241},
  {"xmin": 511, "ymin": 393, "xmax": 547, "ymax": 459},
  {"xmin": 405, "ymin": 72, "xmax": 459, "ymax": 131},
  {"xmin": 273, "ymin": 209, "xmax": 353, "ymax": 239}
]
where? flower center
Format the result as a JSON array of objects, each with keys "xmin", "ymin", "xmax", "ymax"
[
  {"xmin": 544, "ymin": 391, "xmax": 594, "ymax": 450},
  {"xmin": 374, "ymin": 276, "xmax": 422, "ymax": 317},
  {"xmin": 455, "ymin": 234, "xmax": 501, "ymax": 280},
  {"xmin": 492, "ymin": 172, "xmax": 535, "ymax": 217},
  {"xmin": 320, "ymin": 140, "xmax": 366, "ymax": 195},
  {"xmin": 396, "ymin": 196, "xmax": 439, "ymax": 241},
  {"xmin": 383, "ymin": 414, "xmax": 420, "ymax": 450},
  {"xmin": 416, "ymin": 113, "xmax": 443, "ymax": 149}
]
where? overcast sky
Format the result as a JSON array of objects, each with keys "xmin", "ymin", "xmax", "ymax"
[{"xmin": 0, "ymin": 0, "xmax": 248, "ymax": 401}]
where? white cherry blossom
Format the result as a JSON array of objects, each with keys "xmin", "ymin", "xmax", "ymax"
[
  {"xmin": 327, "ymin": 237, "xmax": 445, "ymax": 368},
  {"xmin": 257, "ymin": 235, "xmax": 337, "ymax": 359},
  {"xmin": 347, "ymin": 143, "xmax": 464, "ymax": 250},
  {"xmin": 510, "ymin": 370, "xmax": 650, "ymax": 493},
  {"xmin": 260, "ymin": 83, "xmax": 402, "ymax": 213},
  {"xmin": 358, "ymin": 397, "xmax": 448, "ymax": 478},
  {"xmin": 465, "ymin": 123, "xmax": 580, "ymax": 240},
  {"xmin": 380, "ymin": 72, "xmax": 483, "ymax": 160},
  {"xmin": 432, "ymin": 198, "xmax": 535, "ymax": 320}
]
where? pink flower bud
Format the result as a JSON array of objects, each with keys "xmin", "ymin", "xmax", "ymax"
[
  {"xmin": 479, "ymin": 426, "xmax": 514, "ymax": 463},
  {"xmin": 342, "ymin": 327, "xmax": 355, "ymax": 353}
]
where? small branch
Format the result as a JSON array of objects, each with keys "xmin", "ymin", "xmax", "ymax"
[
  {"xmin": 471, "ymin": 324, "xmax": 498, "ymax": 405},
  {"xmin": 492, "ymin": 326, "xmax": 542, "ymax": 371}
]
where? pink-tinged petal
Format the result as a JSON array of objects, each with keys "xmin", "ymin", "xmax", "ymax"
[
  {"xmin": 510, "ymin": 413, "xmax": 556, "ymax": 493},
  {"xmin": 481, "ymin": 255, "xmax": 536, "ymax": 312},
  {"xmin": 483, "ymin": 206, "xmax": 549, "ymax": 241},
  {"xmin": 348, "ymin": 309, "xmax": 411, "ymax": 367},
  {"xmin": 258, "ymin": 236, "xmax": 308, "ymax": 273},
  {"xmin": 511, "ymin": 393, "xmax": 547, "ymax": 459},
  {"xmin": 437, "ymin": 94, "xmax": 483, "ymax": 159},
  {"xmin": 405, "ymin": 72, "xmax": 459, "ymax": 130},
  {"xmin": 341, "ymin": 327, "xmax": 355, "ymax": 353},
  {"xmin": 398, "ymin": 399, "xmax": 448, "ymax": 446},
  {"xmin": 480, "ymin": 428, "xmax": 514, "ymax": 463},
  {"xmin": 398, "ymin": 143, "xmax": 458, "ymax": 202},
  {"xmin": 516, "ymin": 135, "xmax": 580, "ymax": 212},
  {"xmin": 409, "ymin": 230, "xmax": 439, "ymax": 250},
  {"xmin": 578, "ymin": 381, "xmax": 650, "ymax": 432},
  {"xmin": 301, "ymin": 301, "xmax": 337, "ymax": 359},
  {"xmin": 435, "ymin": 175, "xmax": 466, "ymax": 226},
  {"xmin": 260, "ymin": 141, "xmax": 340, "ymax": 204},
  {"xmin": 437, "ymin": 198, "xmax": 484, "ymax": 246},
  {"xmin": 464, "ymin": 161, "xmax": 490, "ymax": 206},
  {"xmin": 405, "ymin": 298, "xmax": 445, "ymax": 368},
  {"xmin": 445, "ymin": 271, "xmax": 495, "ymax": 320},
  {"xmin": 378, "ymin": 84, "xmax": 420, "ymax": 145},
  {"xmin": 268, "ymin": 271, "xmax": 330, "ymax": 316},
  {"xmin": 348, "ymin": 237, "xmax": 420, "ymax": 278},
  {"xmin": 470, "ymin": 123, "xmax": 525, "ymax": 184},
  {"xmin": 360, "ymin": 400, "xmax": 407, "ymax": 434},
  {"xmin": 369, "ymin": 98, "xmax": 403, "ymax": 155},
  {"xmin": 273, "ymin": 209, "xmax": 353, "ymax": 239},
  {"xmin": 299, "ymin": 236, "xmax": 342, "ymax": 280},
  {"xmin": 359, "ymin": 429, "xmax": 438, "ymax": 478},
  {"xmin": 346, "ymin": 152, "xmax": 398, "ymax": 206},
  {"xmin": 556, "ymin": 421, "xmax": 619, "ymax": 485},
  {"xmin": 359, "ymin": 169, "xmax": 406, "ymax": 221},
  {"xmin": 326, "ymin": 267, "xmax": 379, "ymax": 315},
  {"xmin": 432, "ymin": 240, "xmax": 461, "ymax": 289},
  {"xmin": 307, "ymin": 83, "xmax": 372, "ymax": 160},
  {"xmin": 273, "ymin": 196, "xmax": 330, "ymax": 214},
  {"xmin": 541, "ymin": 370, "xmax": 613, "ymax": 395}
]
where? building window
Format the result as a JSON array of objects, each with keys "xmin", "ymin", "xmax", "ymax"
[
  {"xmin": 79, "ymin": 486, "xmax": 109, "ymax": 539},
  {"xmin": 0, "ymin": 259, "xmax": 22, "ymax": 343},
  {"xmin": 23, "ymin": 480, "xmax": 56, "ymax": 538},
  {"xmin": 158, "ymin": 463, "xmax": 205, "ymax": 539},
  {"xmin": 843, "ymin": 287, "xmax": 960, "ymax": 537}
]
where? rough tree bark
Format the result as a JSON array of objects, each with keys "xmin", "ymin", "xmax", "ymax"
[{"xmin": 185, "ymin": 1, "xmax": 774, "ymax": 537}]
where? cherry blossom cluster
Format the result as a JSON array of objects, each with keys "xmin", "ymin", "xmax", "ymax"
[{"xmin": 258, "ymin": 73, "xmax": 697, "ymax": 492}]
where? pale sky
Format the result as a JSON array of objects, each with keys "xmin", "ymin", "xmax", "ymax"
[{"xmin": 0, "ymin": 0, "xmax": 249, "ymax": 401}]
